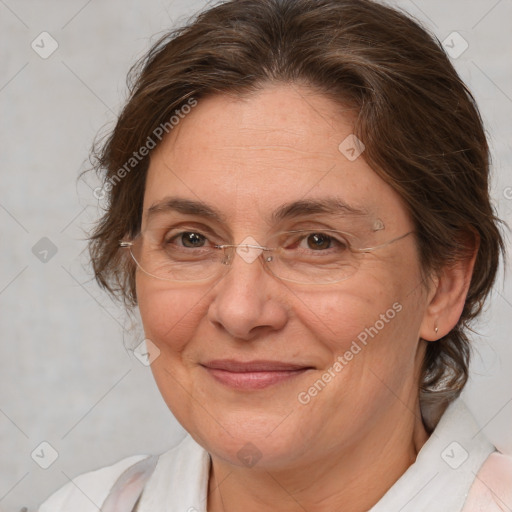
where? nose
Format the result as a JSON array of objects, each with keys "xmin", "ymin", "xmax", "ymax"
[{"xmin": 207, "ymin": 248, "xmax": 289, "ymax": 341}]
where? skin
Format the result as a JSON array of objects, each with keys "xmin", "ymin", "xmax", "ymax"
[{"xmin": 134, "ymin": 83, "xmax": 477, "ymax": 511}]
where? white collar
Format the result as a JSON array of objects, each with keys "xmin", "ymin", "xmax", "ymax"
[
  {"xmin": 138, "ymin": 433, "xmax": 210, "ymax": 511},
  {"xmin": 370, "ymin": 398, "xmax": 495, "ymax": 511}
]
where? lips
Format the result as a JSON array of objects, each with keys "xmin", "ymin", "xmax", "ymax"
[
  {"xmin": 201, "ymin": 359, "xmax": 313, "ymax": 390},
  {"xmin": 203, "ymin": 359, "xmax": 311, "ymax": 372}
]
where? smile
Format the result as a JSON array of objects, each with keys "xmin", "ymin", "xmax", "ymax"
[{"xmin": 201, "ymin": 360, "xmax": 314, "ymax": 390}]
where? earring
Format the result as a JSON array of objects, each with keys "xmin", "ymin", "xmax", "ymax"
[{"xmin": 434, "ymin": 325, "xmax": 439, "ymax": 334}]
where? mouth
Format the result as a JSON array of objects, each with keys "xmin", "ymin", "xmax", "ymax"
[{"xmin": 200, "ymin": 359, "xmax": 314, "ymax": 390}]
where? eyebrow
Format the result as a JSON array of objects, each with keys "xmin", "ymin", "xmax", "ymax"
[
  {"xmin": 145, "ymin": 196, "xmax": 369, "ymax": 224},
  {"xmin": 271, "ymin": 198, "xmax": 369, "ymax": 223},
  {"xmin": 146, "ymin": 197, "xmax": 226, "ymax": 223}
]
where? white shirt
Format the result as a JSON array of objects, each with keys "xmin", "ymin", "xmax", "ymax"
[{"xmin": 38, "ymin": 398, "xmax": 511, "ymax": 511}]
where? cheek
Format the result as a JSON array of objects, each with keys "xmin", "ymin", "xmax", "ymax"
[
  {"xmin": 295, "ymin": 283, "xmax": 392, "ymax": 350},
  {"xmin": 294, "ymin": 264, "xmax": 423, "ymax": 367},
  {"xmin": 136, "ymin": 278, "xmax": 207, "ymax": 352}
]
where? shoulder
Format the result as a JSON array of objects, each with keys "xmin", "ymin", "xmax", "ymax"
[
  {"xmin": 38, "ymin": 454, "xmax": 148, "ymax": 511},
  {"xmin": 463, "ymin": 452, "xmax": 512, "ymax": 511}
]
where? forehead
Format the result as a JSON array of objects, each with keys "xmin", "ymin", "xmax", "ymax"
[{"xmin": 143, "ymin": 84, "xmax": 411, "ymax": 231}]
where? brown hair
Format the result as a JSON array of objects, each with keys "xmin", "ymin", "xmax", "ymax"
[{"xmin": 88, "ymin": 0, "xmax": 506, "ymax": 415}]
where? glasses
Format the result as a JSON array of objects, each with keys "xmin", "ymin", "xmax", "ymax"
[{"xmin": 119, "ymin": 225, "xmax": 414, "ymax": 285}]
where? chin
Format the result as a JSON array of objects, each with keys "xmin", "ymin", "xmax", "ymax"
[{"xmin": 183, "ymin": 406, "xmax": 317, "ymax": 470}]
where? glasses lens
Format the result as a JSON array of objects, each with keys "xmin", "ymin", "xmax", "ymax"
[
  {"xmin": 129, "ymin": 232, "xmax": 223, "ymax": 282},
  {"xmin": 264, "ymin": 230, "xmax": 363, "ymax": 284},
  {"xmin": 124, "ymin": 225, "xmax": 411, "ymax": 285}
]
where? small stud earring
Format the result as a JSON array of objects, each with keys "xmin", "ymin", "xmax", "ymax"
[{"xmin": 434, "ymin": 325, "xmax": 439, "ymax": 334}]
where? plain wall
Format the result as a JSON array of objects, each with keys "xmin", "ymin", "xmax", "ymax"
[{"xmin": 0, "ymin": 0, "xmax": 511, "ymax": 510}]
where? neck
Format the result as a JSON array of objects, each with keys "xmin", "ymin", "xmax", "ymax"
[{"xmin": 207, "ymin": 400, "xmax": 429, "ymax": 512}]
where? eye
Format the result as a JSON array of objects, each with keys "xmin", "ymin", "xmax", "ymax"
[
  {"xmin": 295, "ymin": 232, "xmax": 348, "ymax": 252},
  {"xmin": 166, "ymin": 231, "xmax": 208, "ymax": 248},
  {"xmin": 182, "ymin": 232, "xmax": 206, "ymax": 248},
  {"xmin": 304, "ymin": 233, "xmax": 333, "ymax": 250}
]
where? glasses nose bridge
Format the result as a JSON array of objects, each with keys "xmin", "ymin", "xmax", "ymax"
[{"xmin": 219, "ymin": 241, "xmax": 273, "ymax": 268}]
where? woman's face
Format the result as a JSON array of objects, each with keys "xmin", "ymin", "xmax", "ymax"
[{"xmin": 136, "ymin": 84, "xmax": 432, "ymax": 469}]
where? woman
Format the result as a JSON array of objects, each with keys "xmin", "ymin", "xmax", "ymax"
[{"xmin": 39, "ymin": 0, "xmax": 511, "ymax": 510}]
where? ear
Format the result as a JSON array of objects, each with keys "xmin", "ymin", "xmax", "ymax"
[{"xmin": 419, "ymin": 233, "xmax": 480, "ymax": 342}]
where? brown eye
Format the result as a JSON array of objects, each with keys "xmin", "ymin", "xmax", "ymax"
[
  {"xmin": 306, "ymin": 233, "xmax": 332, "ymax": 250},
  {"xmin": 180, "ymin": 232, "xmax": 207, "ymax": 248},
  {"xmin": 164, "ymin": 232, "xmax": 208, "ymax": 248}
]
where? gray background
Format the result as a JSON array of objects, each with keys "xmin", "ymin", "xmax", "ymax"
[{"xmin": 0, "ymin": 0, "xmax": 511, "ymax": 510}]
